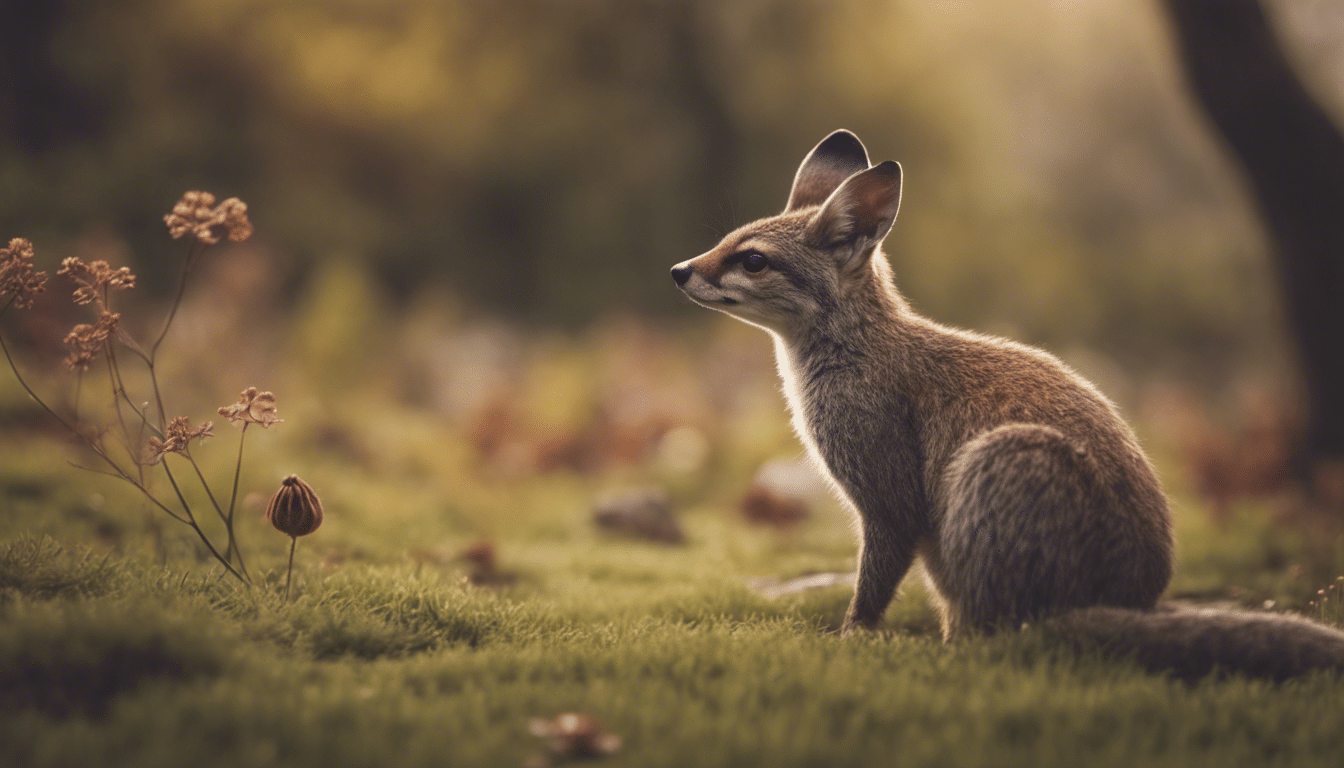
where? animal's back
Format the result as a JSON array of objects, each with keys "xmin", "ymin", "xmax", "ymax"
[{"xmin": 907, "ymin": 319, "xmax": 1168, "ymax": 527}]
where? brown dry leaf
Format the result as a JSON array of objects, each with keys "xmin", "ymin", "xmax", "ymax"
[
  {"xmin": 458, "ymin": 540, "xmax": 518, "ymax": 586},
  {"xmin": 528, "ymin": 712, "xmax": 622, "ymax": 759},
  {"xmin": 740, "ymin": 482, "xmax": 810, "ymax": 529}
]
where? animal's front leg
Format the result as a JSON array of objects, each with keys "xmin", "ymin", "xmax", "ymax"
[{"xmin": 840, "ymin": 514, "xmax": 918, "ymax": 634}]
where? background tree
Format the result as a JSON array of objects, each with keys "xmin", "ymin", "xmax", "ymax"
[{"xmin": 1164, "ymin": 0, "xmax": 1344, "ymax": 480}]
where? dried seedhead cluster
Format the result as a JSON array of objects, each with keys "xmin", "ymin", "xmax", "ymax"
[
  {"xmin": 62, "ymin": 312, "xmax": 121, "ymax": 372},
  {"xmin": 218, "ymin": 387, "xmax": 283, "ymax": 428},
  {"xmin": 0, "ymin": 190, "xmax": 295, "ymax": 588},
  {"xmin": 146, "ymin": 416, "xmax": 215, "ymax": 465},
  {"xmin": 0, "ymin": 237, "xmax": 48, "ymax": 309},
  {"xmin": 164, "ymin": 190, "xmax": 254, "ymax": 245},
  {"xmin": 57, "ymin": 257, "xmax": 136, "ymax": 308}
]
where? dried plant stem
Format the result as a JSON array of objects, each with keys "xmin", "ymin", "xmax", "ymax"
[
  {"xmin": 104, "ymin": 345, "xmax": 140, "ymax": 474},
  {"xmin": 184, "ymin": 453, "xmax": 250, "ymax": 580},
  {"xmin": 115, "ymin": 337, "xmax": 169, "ymax": 433},
  {"xmin": 100, "ymin": 347, "xmax": 161, "ymax": 436},
  {"xmin": 227, "ymin": 423, "xmax": 249, "ymax": 545},
  {"xmin": 0, "ymin": 330, "xmax": 248, "ymax": 585},
  {"xmin": 284, "ymin": 536, "xmax": 297, "ymax": 600},
  {"xmin": 159, "ymin": 461, "xmax": 248, "ymax": 584},
  {"xmin": 151, "ymin": 241, "xmax": 198, "ymax": 359},
  {"xmin": 0, "ymin": 322, "xmax": 82, "ymax": 438},
  {"xmin": 147, "ymin": 360, "xmax": 169, "ymax": 432}
]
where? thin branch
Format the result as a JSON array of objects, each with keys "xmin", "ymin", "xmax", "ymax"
[
  {"xmin": 104, "ymin": 345, "xmax": 138, "ymax": 467},
  {"xmin": 3, "ymin": 250, "xmax": 251, "ymax": 587},
  {"xmin": 227, "ymin": 422, "xmax": 248, "ymax": 538},
  {"xmin": 184, "ymin": 518, "xmax": 247, "ymax": 585},
  {"xmin": 66, "ymin": 460, "xmax": 128, "ymax": 482},
  {"xmin": 184, "ymin": 454, "xmax": 229, "ymax": 526},
  {"xmin": 147, "ymin": 361, "xmax": 169, "ymax": 431},
  {"xmin": 114, "ymin": 386, "xmax": 164, "ymax": 440},
  {"xmin": 74, "ymin": 370, "xmax": 83, "ymax": 422},
  {"xmin": 161, "ymin": 461, "xmax": 248, "ymax": 585},
  {"xmin": 0, "ymin": 328, "xmax": 82, "ymax": 437},
  {"xmin": 115, "ymin": 333, "xmax": 166, "ymax": 434},
  {"xmin": 183, "ymin": 453, "xmax": 251, "ymax": 580},
  {"xmin": 151, "ymin": 240, "xmax": 201, "ymax": 359},
  {"xmin": 160, "ymin": 460, "xmax": 198, "ymax": 527}
]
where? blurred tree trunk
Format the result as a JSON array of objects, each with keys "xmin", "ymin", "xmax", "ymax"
[
  {"xmin": 0, "ymin": 0, "xmax": 107, "ymax": 151},
  {"xmin": 1164, "ymin": 0, "xmax": 1344, "ymax": 475}
]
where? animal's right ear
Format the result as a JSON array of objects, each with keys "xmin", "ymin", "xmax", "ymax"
[
  {"xmin": 804, "ymin": 160, "xmax": 902, "ymax": 260},
  {"xmin": 785, "ymin": 130, "xmax": 871, "ymax": 212}
]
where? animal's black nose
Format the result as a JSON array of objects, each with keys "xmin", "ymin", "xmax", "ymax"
[{"xmin": 671, "ymin": 265, "xmax": 693, "ymax": 286}]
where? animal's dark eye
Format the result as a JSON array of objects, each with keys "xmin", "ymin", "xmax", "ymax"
[{"xmin": 742, "ymin": 252, "xmax": 769, "ymax": 273}]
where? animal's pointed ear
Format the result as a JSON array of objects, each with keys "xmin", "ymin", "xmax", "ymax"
[
  {"xmin": 805, "ymin": 160, "xmax": 903, "ymax": 258},
  {"xmin": 785, "ymin": 130, "xmax": 872, "ymax": 212}
]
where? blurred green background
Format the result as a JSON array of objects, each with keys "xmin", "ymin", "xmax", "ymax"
[
  {"xmin": 3, "ymin": 0, "xmax": 1341, "ymax": 376},
  {"xmin": 4, "ymin": 8, "xmax": 1344, "ymax": 763}
]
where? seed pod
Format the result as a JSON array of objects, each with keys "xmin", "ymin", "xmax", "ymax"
[{"xmin": 265, "ymin": 475, "xmax": 323, "ymax": 537}]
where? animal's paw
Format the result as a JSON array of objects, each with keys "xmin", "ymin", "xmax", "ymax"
[{"xmin": 838, "ymin": 619, "xmax": 873, "ymax": 638}]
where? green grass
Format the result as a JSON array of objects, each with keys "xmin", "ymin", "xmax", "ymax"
[
  {"xmin": 3, "ymin": 485, "xmax": 1344, "ymax": 767},
  {"xmin": 3, "ymin": 353, "xmax": 1344, "ymax": 767}
]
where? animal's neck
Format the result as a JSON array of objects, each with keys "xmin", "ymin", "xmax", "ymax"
[
  {"xmin": 769, "ymin": 257, "xmax": 914, "ymax": 439},
  {"xmin": 779, "ymin": 258, "xmax": 911, "ymax": 377}
]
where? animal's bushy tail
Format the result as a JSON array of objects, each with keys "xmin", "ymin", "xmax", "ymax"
[{"xmin": 1046, "ymin": 603, "xmax": 1344, "ymax": 681}]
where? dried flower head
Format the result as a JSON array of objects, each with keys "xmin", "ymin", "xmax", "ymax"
[
  {"xmin": 265, "ymin": 474, "xmax": 324, "ymax": 538},
  {"xmin": 0, "ymin": 238, "xmax": 48, "ymax": 310},
  {"xmin": 57, "ymin": 257, "xmax": 135, "ymax": 307},
  {"xmin": 62, "ymin": 312, "xmax": 120, "ymax": 372},
  {"xmin": 145, "ymin": 416, "xmax": 215, "ymax": 464},
  {"xmin": 164, "ymin": 191, "xmax": 253, "ymax": 245},
  {"xmin": 218, "ymin": 387, "xmax": 282, "ymax": 428},
  {"xmin": 528, "ymin": 713, "xmax": 622, "ymax": 759}
]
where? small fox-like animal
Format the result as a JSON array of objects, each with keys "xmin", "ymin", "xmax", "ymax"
[{"xmin": 671, "ymin": 130, "xmax": 1344, "ymax": 680}]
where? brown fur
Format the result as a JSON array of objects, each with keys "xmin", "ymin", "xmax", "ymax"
[{"xmin": 670, "ymin": 130, "xmax": 1344, "ymax": 680}]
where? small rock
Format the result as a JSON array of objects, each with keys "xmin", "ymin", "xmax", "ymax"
[{"xmin": 592, "ymin": 488, "xmax": 684, "ymax": 544}]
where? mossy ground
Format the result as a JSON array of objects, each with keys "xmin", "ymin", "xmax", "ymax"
[
  {"xmin": 3, "ymin": 430, "xmax": 1344, "ymax": 768},
  {"xmin": 2, "ymin": 314, "xmax": 1344, "ymax": 767}
]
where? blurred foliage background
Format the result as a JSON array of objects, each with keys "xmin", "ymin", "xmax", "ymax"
[
  {"xmin": 3, "ymin": 0, "xmax": 1344, "ymax": 523},
  {"xmin": 6, "ymin": 7, "xmax": 1344, "ymax": 758},
  {"xmin": 3, "ymin": 0, "xmax": 1340, "ymax": 372}
]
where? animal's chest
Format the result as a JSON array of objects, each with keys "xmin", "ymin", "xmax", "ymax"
[
  {"xmin": 776, "ymin": 343, "xmax": 921, "ymax": 514},
  {"xmin": 801, "ymin": 391, "xmax": 892, "ymax": 498}
]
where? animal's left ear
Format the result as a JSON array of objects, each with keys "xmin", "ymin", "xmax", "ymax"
[
  {"xmin": 804, "ymin": 160, "xmax": 902, "ymax": 264},
  {"xmin": 786, "ymin": 130, "xmax": 872, "ymax": 212}
]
